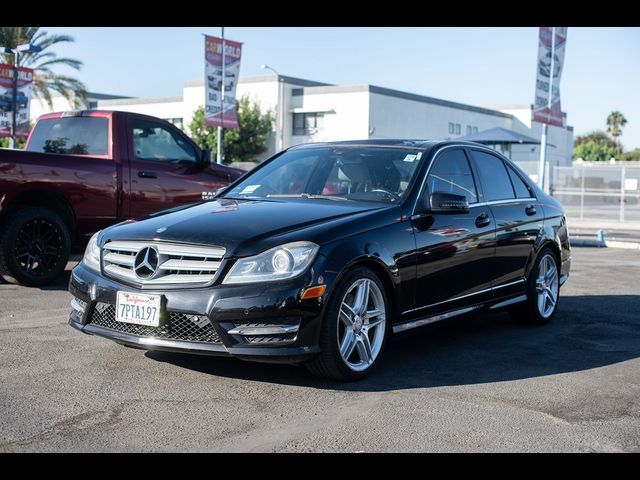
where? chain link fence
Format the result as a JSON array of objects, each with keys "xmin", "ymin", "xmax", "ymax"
[{"xmin": 515, "ymin": 161, "xmax": 640, "ymax": 225}]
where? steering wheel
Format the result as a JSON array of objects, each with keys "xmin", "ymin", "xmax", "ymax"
[{"xmin": 369, "ymin": 189, "xmax": 401, "ymax": 202}]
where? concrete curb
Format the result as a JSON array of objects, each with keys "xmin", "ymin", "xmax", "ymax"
[
  {"xmin": 571, "ymin": 238, "xmax": 606, "ymax": 248},
  {"xmin": 571, "ymin": 238, "xmax": 640, "ymax": 250}
]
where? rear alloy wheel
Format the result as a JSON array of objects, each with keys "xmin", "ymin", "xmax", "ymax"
[
  {"xmin": 307, "ymin": 267, "xmax": 389, "ymax": 381},
  {"xmin": 510, "ymin": 247, "xmax": 560, "ymax": 325},
  {"xmin": 0, "ymin": 207, "xmax": 71, "ymax": 286}
]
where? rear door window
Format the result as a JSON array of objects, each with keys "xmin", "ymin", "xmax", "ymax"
[
  {"xmin": 27, "ymin": 117, "xmax": 109, "ymax": 156},
  {"xmin": 469, "ymin": 150, "xmax": 516, "ymax": 201}
]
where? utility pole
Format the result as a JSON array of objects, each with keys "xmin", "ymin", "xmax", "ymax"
[
  {"xmin": 538, "ymin": 27, "xmax": 556, "ymax": 194},
  {"xmin": 216, "ymin": 26, "xmax": 225, "ymax": 165}
]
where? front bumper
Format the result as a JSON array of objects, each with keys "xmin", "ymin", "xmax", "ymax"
[{"xmin": 68, "ymin": 263, "xmax": 327, "ymax": 364}]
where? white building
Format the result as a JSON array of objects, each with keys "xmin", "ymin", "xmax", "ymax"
[{"xmin": 30, "ymin": 74, "xmax": 574, "ymax": 166}]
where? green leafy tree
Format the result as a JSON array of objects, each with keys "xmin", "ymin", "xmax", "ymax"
[
  {"xmin": 621, "ymin": 148, "xmax": 640, "ymax": 162},
  {"xmin": 574, "ymin": 130, "xmax": 617, "ymax": 149},
  {"xmin": 189, "ymin": 96, "xmax": 274, "ymax": 164},
  {"xmin": 0, "ymin": 27, "xmax": 88, "ymax": 109},
  {"xmin": 573, "ymin": 140, "xmax": 617, "ymax": 162},
  {"xmin": 606, "ymin": 111, "xmax": 627, "ymax": 157}
]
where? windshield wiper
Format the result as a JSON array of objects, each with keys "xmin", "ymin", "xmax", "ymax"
[{"xmin": 267, "ymin": 194, "xmax": 351, "ymax": 201}]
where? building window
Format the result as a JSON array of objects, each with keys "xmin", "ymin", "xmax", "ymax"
[
  {"xmin": 473, "ymin": 126, "xmax": 478, "ymax": 134},
  {"xmin": 455, "ymin": 123, "xmax": 461, "ymax": 135},
  {"xmin": 448, "ymin": 122, "xmax": 455, "ymax": 135},
  {"xmin": 293, "ymin": 112, "xmax": 324, "ymax": 136},
  {"xmin": 165, "ymin": 118, "xmax": 184, "ymax": 130},
  {"xmin": 466, "ymin": 126, "xmax": 472, "ymax": 136}
]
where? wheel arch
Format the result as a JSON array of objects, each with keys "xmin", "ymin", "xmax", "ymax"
[{"xmin": 0, "ymin": 190, "xmax": 76, "ymax": 240}]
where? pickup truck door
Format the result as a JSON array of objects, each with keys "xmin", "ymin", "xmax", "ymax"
[{"xmin": 125, "ymin": 117, "xmax": 230, "ymax": 218}]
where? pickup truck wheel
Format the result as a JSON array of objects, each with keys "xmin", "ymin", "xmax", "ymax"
[{"xmin": 0, "ymin": 207, "xmax": 71, "ymax": 286}]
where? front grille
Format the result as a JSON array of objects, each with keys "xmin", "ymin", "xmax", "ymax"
[
  {"xmin": 89, "ymin": 302, "xmax": 222, "ymax": 344},
  {"xmin": 102, "ymin": 241, "xmax": 225, "ymax": 287}
]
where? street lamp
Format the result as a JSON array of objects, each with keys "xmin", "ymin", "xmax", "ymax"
[
  {"xmin": 261, "ymin": 64, "xmax": 285, "ymax": 151},
  {"xmin": 0, "ymin": 43, "xmax": 42, "ymax": 148}
]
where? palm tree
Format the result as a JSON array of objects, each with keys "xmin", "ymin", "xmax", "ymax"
[
  {"xmin": 0, "ymin": 27, "xmax": 87, "ymax": 108},
  {"xmin": 606, "ymin": 111, "xmax": 627, "ymax": 158}
]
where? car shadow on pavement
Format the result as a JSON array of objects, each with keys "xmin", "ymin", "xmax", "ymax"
[{"xmin": 146, "ymin": 294, "xmax": 640, "ymax": 392}]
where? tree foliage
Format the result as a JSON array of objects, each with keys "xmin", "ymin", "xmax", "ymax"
[
  {"xmin": 621, "ymin": 148, "xmax": 640, "ymax": 162},
  {"xmin": 0, "ymin": 27, "xmax": 87, "ymax": 108},
  {"xmin": 606, "ymin": 110, "xmax": 627, "ymax": 156},
  {"xmin": 574, "ymin": 130, "xmax": 617, "ymax": 149},
  {"xmin": 573, "ymin": 140, "xmax": 617, "ymax": 162},
  {"xmin": 189, "ymin": 96, "xmax": 274, "ymax": 164}
]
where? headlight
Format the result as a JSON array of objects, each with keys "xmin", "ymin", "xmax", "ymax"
[
  {"xmin": 223, "ymin": 241, "xmax": 319, "ymax": 284},
  {"xmin": 82, "ymin": 231, "xmax": 101, "ymax": 272}
]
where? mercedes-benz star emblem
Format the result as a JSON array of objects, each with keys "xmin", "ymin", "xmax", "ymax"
[{"xmin": 134, "ymin": 247, "xmax": 159, "ymax": 279}]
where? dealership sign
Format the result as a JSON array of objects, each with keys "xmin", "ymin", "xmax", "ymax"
[
  {"xmin": 204, "ymin": 35, "xmax": 242, "ymax": 129},
  {"xmin": 532, "ymin": 27, "xmax": 567, "ymax": 127},
  {"xmin": 0, "ymin": 64, "xmax": 34, "ymax": 138}
]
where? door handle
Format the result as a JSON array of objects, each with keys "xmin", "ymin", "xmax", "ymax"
[
  {"xmin": 475, "ymin": 212, "xmax": 491, "ymax": 228},
  {"xmin": 525, "ymin": 204, "xmax": 537, "ymax": 216},
  {"xmin": 138, "ymin": 171, "xmax": 157, "ymax": 179}
]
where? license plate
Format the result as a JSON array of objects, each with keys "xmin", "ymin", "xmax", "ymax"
[{"xmin": 116, "ymin": 292, "xmax": 161, "ymax": 327}]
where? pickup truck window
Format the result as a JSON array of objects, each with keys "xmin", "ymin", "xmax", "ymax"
[
  {"xmin": 27, "ymin": 117, "xmax": 109, "ymax": 156},
  {"xmin": 132, "ymin": 120, "xmax": 197, "ymax": 164}
]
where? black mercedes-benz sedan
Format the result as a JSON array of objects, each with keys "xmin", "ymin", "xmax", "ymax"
[{"xmin": 69, "ymin": 140, "xmax": 571, "ymax": 381}]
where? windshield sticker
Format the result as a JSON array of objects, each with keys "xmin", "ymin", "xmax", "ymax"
[
  {"xmin": 416, "ymin": 152, "xmax": 422, "ymax": 160},
  {"xmin": 240, "ymin": 185, "xmax": 261, "ymax": 194},
  {"xmin": 403, "ymin": 154, "xmax": 417, "ymax": 162}
]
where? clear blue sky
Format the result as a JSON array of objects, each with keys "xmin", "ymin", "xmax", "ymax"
[{"xmin": 45, "ymin": 27, "xmax": 640, "ymax": 149}]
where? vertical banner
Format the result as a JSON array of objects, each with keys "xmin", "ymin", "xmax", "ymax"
[
  {"xmin": 204, "ymin": 35, "xmax": 242, "ymax": 129},
  {"xmin": 532, "ymin": 27, "xmax": 568, "ymax": 127},
  {"xmin": 0, "ymin": 64, "xmax": 34, "ymax": 138}
]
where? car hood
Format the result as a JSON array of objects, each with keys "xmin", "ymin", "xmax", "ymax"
[{"xmin": 101, "ymin": 198, "xmax": 398, "ymax": 257}]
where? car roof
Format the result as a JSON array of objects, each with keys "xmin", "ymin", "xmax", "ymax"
[{"xmin": 288, "ymin": 139, "xmax": 488, "ymax": 151}]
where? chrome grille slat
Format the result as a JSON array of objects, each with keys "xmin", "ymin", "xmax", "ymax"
[
  {"xmin": 102, "ymin": 241, "xmax": 225, "ymax": 287},
  {"xmin": 158, "ymin": 259, "xmax": 221, "ymax": 271}
]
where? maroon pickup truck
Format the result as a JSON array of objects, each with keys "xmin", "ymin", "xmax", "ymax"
[{"xmin": 0, "ymin": 110, "xmax": 244, "ymax": 286}]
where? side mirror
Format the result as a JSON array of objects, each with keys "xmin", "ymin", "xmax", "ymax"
[
  {"xmin": 201, "ymin": 148, "xmax": 213, "ymax": 165},
  {"xmin": 429, "ymin": 192, "xmax": 470, "ymax": 214}
]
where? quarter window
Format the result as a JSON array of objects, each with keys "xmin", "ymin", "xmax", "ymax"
[
  {"xmin": 470, "ymin": 150, "xmax": 515, "ymax": 201},
  {"xmin": 132, "ymin": 120, "xmax": 197, "ymax": 164},
  {"xmin": 506, "ymin": 164, "xmax": 533, "ymax": 198},
  {"xmin": 426, "ymin": 149, "xmax": 478, "ymax": 204}
]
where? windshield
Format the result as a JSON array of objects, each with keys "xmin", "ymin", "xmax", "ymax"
[{"xmin": 223, "ymin": 146, "xmax": 424, "ymax": 204}]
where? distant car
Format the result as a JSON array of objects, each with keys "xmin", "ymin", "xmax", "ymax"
[
  {"xmin": 538, "ymin": 50, "xmax": 561, "ymax": 78},
  {"xmin": 0, "ymin": 90, "xmax": 29, "ymax": 111},
  {"xmin": 207, "ymin": 71, "xmax": 236, "ymax": 91}
]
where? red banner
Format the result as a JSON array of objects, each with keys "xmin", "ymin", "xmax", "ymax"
[
  {"xmin": 532, "ymin": 27, "xmax": 568, "ymax": 127},
  {"xmin": 0, "ymin": 64, "xmax": 34, "ymax": 138},
  {"xmin": 204, "ymin": 35, "xmax": 242, "ymax": 129}
]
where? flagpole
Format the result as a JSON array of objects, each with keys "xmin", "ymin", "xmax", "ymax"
[
  {"xmin": 216, "ymin": 26, "xmax": 225, "ymax": 165},
  {"xmin": 538, "ymin": 26, "xmax": 556, "ymax": 193}
]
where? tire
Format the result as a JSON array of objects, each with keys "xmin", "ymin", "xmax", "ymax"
[
  {"xmin": 509, "ymin": 247, "xmax": 560, "ymax": 325},
  {"xmin": 0, "ymin": 207, "xmax": 71, "ymax": 286},
  {"xmin": 306, "ymin": 267, "xmax": 390, "ymax": 381}
]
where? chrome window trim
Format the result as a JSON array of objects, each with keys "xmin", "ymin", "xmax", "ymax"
[{"xmin": 411, "ymin": 144, "xmax": 537, "ymax": 216}]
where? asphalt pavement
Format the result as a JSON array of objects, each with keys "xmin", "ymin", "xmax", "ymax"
[{"xmin": 1, "ymin": 247, "xmax": 639, "ymax": 452}]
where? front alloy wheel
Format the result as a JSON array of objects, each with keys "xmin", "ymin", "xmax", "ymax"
[
  {"xmin": 307, "ymin": 267, "xmax": 389, "ymax": 381},
  {"xmin": 338, "ymin": 278, "xmax": 386, "ymax": 372}
]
